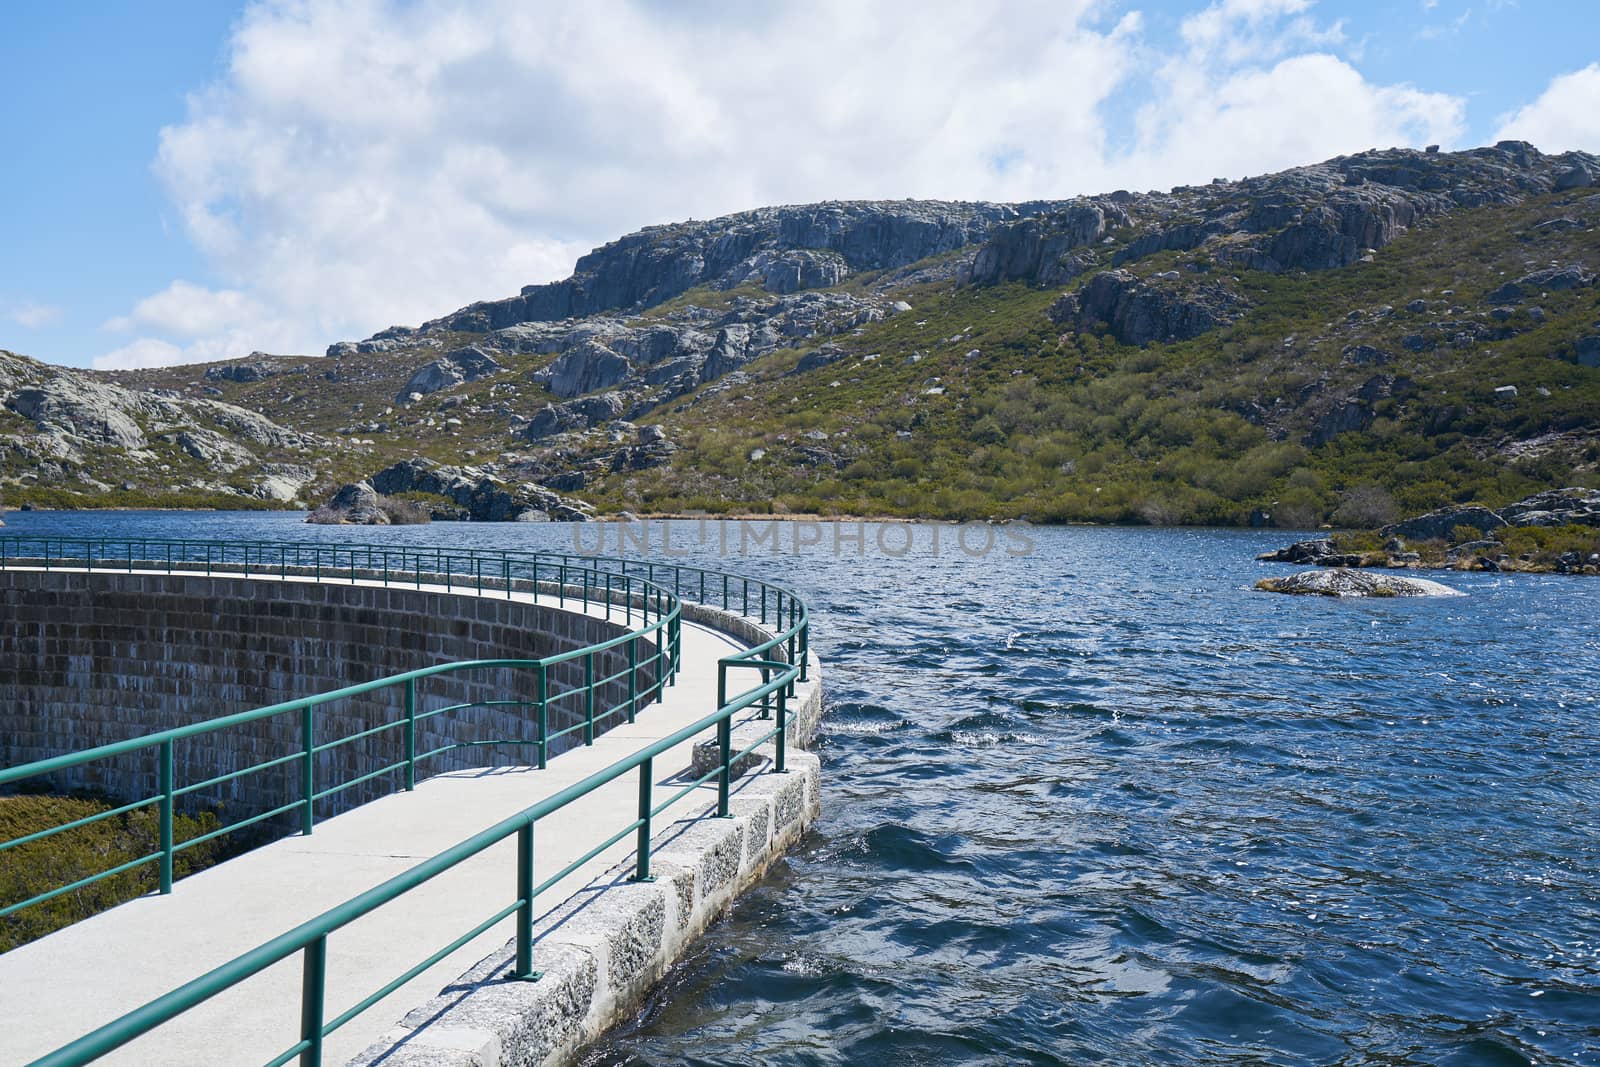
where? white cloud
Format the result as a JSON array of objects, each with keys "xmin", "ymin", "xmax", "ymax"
[
  {"xmin": 115, "ymin": 0, "xmax": 1473, "ymax": 368},
  {"xmin": 104, "ymin": 281, "xmax": 266, "ymax": 337},
  {"xmin": 8, "ymin": 301, "xmax": 61, "ymax": 329},
  {"xmin": 1494, "ymin": 63, "xmax": 1600, "ymax": 152},
  {"xmin": 93, "ymin": 338, "xmax": 187, "ymax": 371}
]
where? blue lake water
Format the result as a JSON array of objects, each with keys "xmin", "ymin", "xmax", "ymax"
[{"xmin": 4, "ymin": 511, "xmax": 1598, "ymax": 1065}]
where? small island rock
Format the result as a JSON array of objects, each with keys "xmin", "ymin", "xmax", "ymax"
[{"xmin": 1255, "ymin": 568, "xmax": 1464, "ymax": 598}]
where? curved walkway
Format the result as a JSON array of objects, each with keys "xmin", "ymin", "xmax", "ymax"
[{"xmin": 0, "ymin": 569, "xmax": 796, "ymax": 1067}]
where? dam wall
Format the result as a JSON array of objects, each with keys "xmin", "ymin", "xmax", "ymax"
[{"xmin": 0, "ymin": 568, "xmax": 655, "ymax": 822}]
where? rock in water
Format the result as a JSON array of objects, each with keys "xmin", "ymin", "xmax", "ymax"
[
  {"xmin": 308, "ymin": 482, "xmax": 388, "ymax": 525},
  {"xmin": 1255, "ymin": 568, "xmax": 1464, "ymax": 597}
]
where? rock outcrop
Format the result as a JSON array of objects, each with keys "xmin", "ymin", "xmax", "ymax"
[
  {"xmin": 398, "ymin": 346, "xmax": 503, "ymax": 402},
  {"xmin": 971, "ymin": 144, "xmax": 1599, "ymax": 292},
  {"xmin": 1483, "ymin": 265, "xmax": 1596, "ymax": 305},
  {"xmin": 308, "ymin": 481, "xmax": 388, "ymax": 525},
  {"xmin": 1255, "ymin": 539, "xmax": 1364, "ymax": 567},
  {"xmin": 1255, "ymin": 568, "xmax": 1464, "ymax": 597},
  {"xmin": 408, "ymin": 200, "xmax": 1050, "ymax": 335},
  {"xmin": 968, "ymin": 202, "xmax": 1128, "ymax": 286},
  {"xmin": 1259, "ymin": 489, "xmax": 1600, "ymax": 575},
  {"xmin": 1048, "ymin": 270, "xmax": 1247, "ymax": 345},
  {"xmin": 1382, "ymin": 503, "xmax": 1511, "ymax": 542},
  {"xmin": 0, "ymin": 351, "xmax": 323, "ymax": 472},
  {"xmin": 369, "ymin": 458, "xmax": 592, "ymax": 522},
  {"xmin": 471, "ymin": 291, "xmax": 908, "ymax": 436}
]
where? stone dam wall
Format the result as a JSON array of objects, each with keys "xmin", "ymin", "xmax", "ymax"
[
  {"xmin": 0, "ymin": 562, "xmax": 824, "ymax": 1067},
  {"xmin": 0, "ymin": 569, "xmax": 658, "ymax": 824}
]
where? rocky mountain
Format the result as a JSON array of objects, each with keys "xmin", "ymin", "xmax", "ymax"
[
  {"xmin": 370, "ymin": 199, "xmax": 1057, "ymax": 338},
  {"xmin": 5, "ymin": 141, "xmax": 1598, "ymax": 527},
  {"xmin": 0, "ymin": 350, "xmax": 331, "ymax": 506}
]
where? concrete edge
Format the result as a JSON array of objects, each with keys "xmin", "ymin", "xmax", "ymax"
[{"xmin": 345, "ymin": 746, "xmax": 822, "ymax": 1067}]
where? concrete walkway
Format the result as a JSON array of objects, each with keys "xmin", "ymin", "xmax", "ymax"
[{"xmin": 0, "ymin": 569, "xmax": 785, "ymax": 1067}]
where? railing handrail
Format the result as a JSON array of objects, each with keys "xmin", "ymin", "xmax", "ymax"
[
  {"xmin": 0, "ymin": 535, "xmax": 815, "ymax": 1067},
  {"xmin": 27, "ymin": 658, "xmax": 800, "ymax": 1067},
  {"xmin": 0, "ymin": 533, "xmax": 813, "ymax": 685},
  {"xmin": 0, "ymin": 534, "xmax": 808, "ymax": 645},
  {"xmin": 0, "ymin": 543, "xmax": 681, "ymax": 789}
]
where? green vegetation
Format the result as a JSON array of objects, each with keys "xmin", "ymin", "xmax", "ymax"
[
  {"xmin": 2, "ymin": 485, "xmax": 287, "ymax": 512},
  {"xmin": 0, "ymin": 793, "xmax": 224, "ymax": 951},
  {"xmin": 588, "ymin": 187, "xmax": 1600, "ymax": 525},
  {"xmin": 14, "ymin": 178, "xmax": 1596, "ymax": 529},
  {"xmin": 1496, "ymin": 523, "xmax": 1600, "ymax": 564}
]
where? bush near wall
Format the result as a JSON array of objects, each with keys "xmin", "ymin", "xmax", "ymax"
[{"xmin": 0, "ymin": 794, "xmax": 224, "ymax": 951}]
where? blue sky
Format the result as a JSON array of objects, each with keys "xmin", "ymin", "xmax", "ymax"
[{"xmin": 1, "ymin": 0, "xmax": 1595, "ymax": 371}]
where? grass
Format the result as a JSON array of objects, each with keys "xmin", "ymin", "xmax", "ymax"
[
  {"xmin": 579, "ymin": 186, "xmax": 1600, "ymax": 525},
  {"xmin": 9, "ymin": 177, "xmax": 1598, "ymax": 528},
  {"xmin": 0, "ymin": 793, "xmax": 225, "ymax": 951}
]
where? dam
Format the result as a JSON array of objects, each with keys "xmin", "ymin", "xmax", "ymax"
[{"xmin": 0, "ymin": 537, "xmax": 822, "ymax": 1066}]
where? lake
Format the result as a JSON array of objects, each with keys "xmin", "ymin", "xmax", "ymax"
[{"xmin": 5, "ymin": 511, "xmax": 1597, "ymax": 1065}]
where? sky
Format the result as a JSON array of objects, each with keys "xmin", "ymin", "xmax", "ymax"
[{"xmin": 1, "ymin": 0, "xmax": 1597, "ymax": 372}]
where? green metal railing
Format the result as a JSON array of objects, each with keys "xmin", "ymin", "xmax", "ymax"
[
  {"xmin": 0, "ymin": 536, "xmax": 811, "ymax": 1066},
  {"xmin": 0, "ymin": 538, "xmax": 681, "ymax": 918}
]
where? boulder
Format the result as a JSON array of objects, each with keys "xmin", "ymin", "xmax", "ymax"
[
  {"xmin": 969, "ymin": 202, "xmax": 1125, "ymax": 286},
  {"xmin": 308, "ymin": 482, "xmax": 387, "ymax": 525},
  {"xmin": 398, "ymin": 346, "xmax": 503, "ymax": 402},
  {"xmin": 1555, "ymin": 165, "xmax": 1594, "ymax": 191},
  {"xmin": 204, "ymin": 361, "xmax": 278, "ymax": 384},
  {"xmin": 758, "ymin": 249, "xmax": 849, "ymax": 293},
  {"xmin": 1382, "ymin": 504, "xmax": 1508, "ymax": 542},
  {"xmin": 1049, "ymin": 270, "xmax": 1247, "ymax": 346},
  {"xmin": 1572, "ymin": 336, "xmax": 1600, "ymax": 368},
  {"xmin": 1498, "ymin": 487, "xmax": 1600, "ymax": 527},
  {"xmin": 539, "ymin": 340, "xmax": 632, "ymax": 399},
  {"xmin": 171, "ymin": 428, "xmax": 256, "ymax": 471},
  {"xmin": 790, "ymin": 344, "xmax": 848, "ymax": 376},
  {"xmin": 369, "ymin": 458, "xmax": 591, "ymax": 522},
  {"xmin": 523, "ymin": 392, "xmax": 625, "ymax": 441},
  {"xmin": 1255, "ymin": 569, "xmax": 1464, "ymax": 597},
  {"xmin": 7, "ymin": 380, "xmax": 147, "ymax": 450},
  {"xmin": 1342, "ymin": 344, "xmax": 1390, "ymax": 365},
  {"xmin": 1305, "ymin": 401, "xmax": 1373, "ymax": 446},
  {"xmin": 1485, "ymin": 266, "xmax": 1595, "ymax": 304},
  {"xmin": 1255, "ymin": 539, "xmax": 1363, "ymax": 566}
]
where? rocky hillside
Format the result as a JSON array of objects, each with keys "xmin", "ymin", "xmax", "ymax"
[
  {"xmin": 0, "ymin": 351, "xmax": 332, "ymax": 508},
  {"xmin": 5, "ymin": 141, "xmax": 1598, "ymax": 525}
]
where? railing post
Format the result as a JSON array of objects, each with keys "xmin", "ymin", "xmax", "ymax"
[
  {"xmin": 776, "ymin": 685, "xmax": 789, "ymax": 773},
  {"xmin": 159, "ymin": 739, "xmax": 174, "ymax": 894},
  {"xmin": 799, "ymin": 621, "xmax": 810, "ymax": 684},
  {"xmin": 300, "ymin": 935, "xmax": 327, "ymax": 1067},
  {"xmin": 404, "ymin": 679, "xmax": 417, "ymax": 791},
  {"xmin": 301, "ymin": 705, "xmax": 315, "ymax": 835},
  {"xmin": 536, "ymin": 662, "xmax": 548, "ymax": 770},
  {"xmin": 514, "ymin": 821, "xmax": 540, "ymax": 980},
  {"xmin": 584, "ymin": 653, "xmax": 595, "ymax": 745},
  {"xmin": 759, "ymin": 665, "xmax": 771, "ymax": 719},
  {"xmin": 634, "ymin": 757, "xmax": 655, "ymax": 882},
  {"xmin": 716, "ymin": 713, "xmax": 732, "ymax": 819},
  {"xmin": 627, "ymin": 638, "xmax": 637, "ymax": 725}
]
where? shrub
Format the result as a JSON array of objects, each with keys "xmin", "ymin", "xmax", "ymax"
[
  {"xmin": 377, "ymin": 496, "xmax": 433, "ymax": 525},
  {"xmin": 1332, "ymin": 486, "xmax": 1399, "ymax": 528},
  {"xmin": 0, "ymin": 794, "xmax": 224, "ymax": 950}
]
